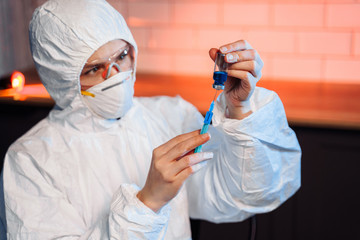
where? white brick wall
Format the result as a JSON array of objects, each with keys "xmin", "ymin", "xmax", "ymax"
[
  {"xmin": 197, "ymin": 28, "xmax": 245, "ymax": 50},
  {"xmin": 273, "ymin": 4, "xmax": 324, "ymax": 27},
  {"xmin": 272, "ymin": 56, "xmax": 323, "ymax": 80},
  {"xmin": 128, "ymin": 1, "xmax": 170, "ymax": 26},
  {"xmin": 245, "ymin": 30, "xmax": 296, "ymax": 53},
  {"xmin": 326, "ymin": 4, "xmax": 360, "ymax": 28},
  {"xmin": 298, "ymin": 31, "xmax": 351, "ymax": 55},
  {"xmin": 106, "ymin": 0, "xmax": 360, "ymax": 83},
  {"xmin": 354, "ymin": 33, "xmax": 360, "ymax": 55},
  {"xmin": 224, "ymin": 4, "xmax": 270, "ymax": 26},
  {"xmin": 174, "ymin": 3, "xmax": 219, "ymax": 25},
  {"xmin": 151, "ymin": 27, "xmax": 195, "ymax": 50},
  {"xmin": 325, "ymin": 58, "xmax": 360, "ymax": 82}
]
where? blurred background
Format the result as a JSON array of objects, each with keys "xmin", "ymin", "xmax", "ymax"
[
  {"xmin": 1, "ymin": 0, "xmax": 360, "ymax": 240},
  {"xmin": 1, "ymin": 0, "xmax": 360, "ymax": 82}
]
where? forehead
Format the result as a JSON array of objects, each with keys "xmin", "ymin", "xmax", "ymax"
[{"xmin": 87, "ymin": 39, "xmax": 128, "ymax": 63}]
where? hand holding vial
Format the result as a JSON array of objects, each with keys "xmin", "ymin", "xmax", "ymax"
[{"xmin": 209, "ymin": 40, "xmax": 264, "ymax": 119}]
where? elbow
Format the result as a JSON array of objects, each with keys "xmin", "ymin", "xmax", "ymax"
[{"xmin": 239, "ymin": 152, "xmax": 301, "ymax": 214}]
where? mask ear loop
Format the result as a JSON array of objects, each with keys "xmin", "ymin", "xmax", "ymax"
[{"xmin": 102, "ymin": 62, "xmax": 122, "ymax": 80}]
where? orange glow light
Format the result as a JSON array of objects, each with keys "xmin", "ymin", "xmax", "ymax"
[{"xmin": 11, "ymin": 71, "xmax": 25, "ymax": 92}]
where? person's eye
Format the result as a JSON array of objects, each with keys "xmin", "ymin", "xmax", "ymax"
[
  {"xmin": 119, "ymin": 49, "xmax": 129, "ymax": 60},
  {"xmin": 84, "ymin": 66, "xmax": 99, "ymax": 75}
]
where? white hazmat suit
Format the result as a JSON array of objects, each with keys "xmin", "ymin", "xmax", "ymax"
[{"xmin": 2, "ymin": 0, "xmax": 301, "ymax": 239}]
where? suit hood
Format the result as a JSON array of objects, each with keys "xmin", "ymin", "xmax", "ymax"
[{"xmin": 29, "ymin": 0, "xmax": 138, "ymax": 109}]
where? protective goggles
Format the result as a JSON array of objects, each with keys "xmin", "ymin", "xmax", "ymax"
[{"xmin": 80, "ymin": 45, "xmax": 133, "ymax": 85}]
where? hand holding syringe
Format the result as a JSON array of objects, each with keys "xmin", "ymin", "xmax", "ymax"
[{"xmin": 195, "ymin": 52, "xmax": 228, "ymax": 153}]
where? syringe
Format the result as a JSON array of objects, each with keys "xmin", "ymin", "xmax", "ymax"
[
  {"xmin": 194, "ymin": 52, "xmax": 228, "ymax": 153},
  {"xmin": 194, "ymin": 91, "xmax": 217, "ymax": 153}
]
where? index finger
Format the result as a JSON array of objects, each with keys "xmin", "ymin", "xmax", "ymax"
[
  {"xmin": 166, "ymin": 133, "xmax": 211, "ymax": 162},
  {"xmin": 219, "ymin": 40, "xmax": 252, "ymax": 54},
  {"xmin": 159, "ymin": 130, "xmax": 201, "ymax": 155}
]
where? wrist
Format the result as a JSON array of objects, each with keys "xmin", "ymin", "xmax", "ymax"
[{"xmin": 136, "ymin": 190, "xmax": 165, "ymax": 213}]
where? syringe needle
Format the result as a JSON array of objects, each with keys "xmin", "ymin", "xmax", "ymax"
[{"xmin": 212, "ymin": 89, "xmax": 218, "ymax": 102}]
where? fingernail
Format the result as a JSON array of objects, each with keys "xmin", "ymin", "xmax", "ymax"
[
  {"xmin": 192, "ymin": 161, "xmax": 207, "ymax": 172},
  {"xmin": 220, "ymin": 47, "xmax": 227, "ymax": 53},
  {"xmin": 202, "ymin": 132, "xmax": 211, "ymax": 140},
  {"xmin": 227, "ymin": 54, "xmax": 236, "ymax": 63},
  {"xmin": 188, "ymin": 152, "xmax": 214, "ymax": 165},
  {"xmin": 202, "ymin": 152, "xmax": 214, "ymax": 159}
]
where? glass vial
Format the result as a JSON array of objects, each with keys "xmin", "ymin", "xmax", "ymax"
[{"xmin": 212, "ymin": 52, "xmax": 228, "ymax": 90}]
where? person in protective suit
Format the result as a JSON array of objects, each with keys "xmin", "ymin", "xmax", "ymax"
[{"xmin": 1, "ymin": 0, "xmax": 301, "ymax": 239}]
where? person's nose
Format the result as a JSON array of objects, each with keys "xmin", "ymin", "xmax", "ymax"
[{"xmin": 102, "ymin": 63, "xmax": 120, "ymax": 79}]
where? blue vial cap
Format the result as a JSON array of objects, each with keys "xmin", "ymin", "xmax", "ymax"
[{"xmin": 213, "ymin": 71, "xmax": 228, "ymax": 90}]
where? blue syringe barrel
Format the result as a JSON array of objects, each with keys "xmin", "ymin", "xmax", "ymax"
[{"xmin": 194, "ymin": 101, "xmax": 215, "ymax": 153}]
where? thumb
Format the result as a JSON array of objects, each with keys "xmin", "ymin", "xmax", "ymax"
[{"xmin": 209, "ymin": 48, "xmax": 218, "ymax": 62}]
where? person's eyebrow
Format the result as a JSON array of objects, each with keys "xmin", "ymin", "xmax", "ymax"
[{"xmin": 82, "ymin": 61, "xmax": 105, "ymax": 71}]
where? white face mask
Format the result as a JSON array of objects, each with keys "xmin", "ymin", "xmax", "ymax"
[{"xmin": 81, "ymin": 70, "xmax": 134, "ymax": 119}]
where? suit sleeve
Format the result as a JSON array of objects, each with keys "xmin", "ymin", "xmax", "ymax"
[
  {"xmin": 3, "ymin": 149, "xmax": 171, "ymax": 239},
  {"xmin": 186, "ymin": 87, "xmax": 301, "ymax": 223}
]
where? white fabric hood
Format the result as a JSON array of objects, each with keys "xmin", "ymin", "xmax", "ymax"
[{"xmin": 29, "ymin": 0, "xmax": 138, "ymax": 109}]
